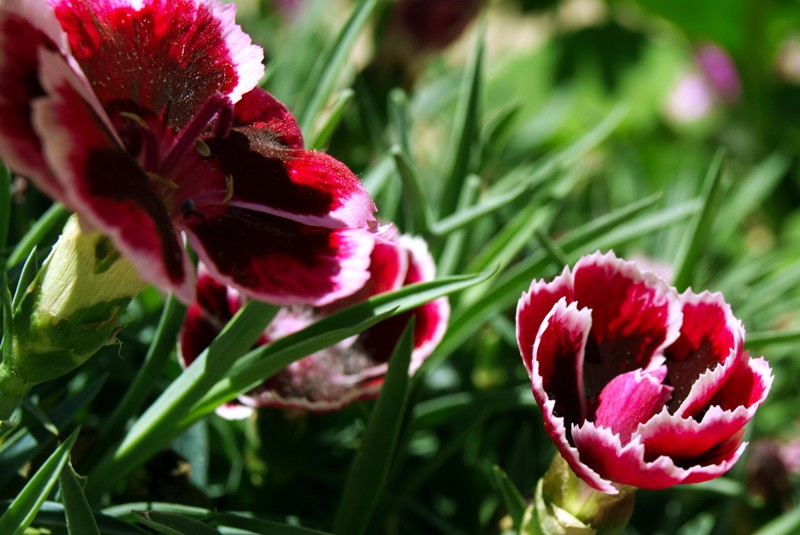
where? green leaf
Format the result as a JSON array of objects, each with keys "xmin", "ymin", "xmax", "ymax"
[
  {"xmin": 388, "ymin": 88, "xmax": 412, "ymax": 156},
  {"xmin": 83, "ymin": 294, "xmax": 186, "ymax": 470},
  {"xmin": 0, "ymin": 162, "xmax": 10, "ymax": 265},
  {"xmin": 187, "ymin": 270, "xmax": 492, "ymax": 421},
  {"xmin": 86, "ymin": 301, "xmax": 279, "ymax": 500},
  {"xmin": 492, "ymin": 465, "xmax": 528, "ymax": 530},
  {"xmin": 308, "ymin": 88, "xmax": 355, "ymax": 149},
  {"xmin": 11, "ymin": 246, "xmax": 39, "ymax": 311},
  {"xmin": 437, "ymin": 175, "xmax": 481, "ymax": 276},
  {"xmin": 0, "ymin": 427, "xmax": 78, "ymax": 535},
  {"xmin": 391, "ymin": 145, "xmax": 435, "ymax": 235},
  {"xmin": 746, "ymin": 328, "xmax": 800, "ymax": 349},
  {"xmin": 297, "ymin": 0, "xmax": 380, "ymax": 134},
  {"xmin": 59, "ymin": 459, "xmax": 101, "ymax": 535},
  {"xmin": 672, "ymin": 149, "xmax": 726, "ymax": 291},
  {"xmin": 7, "ymin": 203, "xmax": 70, "ymax": 269},
  {"xmin": 333, "ymin": 320, "xmax": 414, "ymax": 535},
  {"xmin": 752, "ymin": 505, "xmax": 800, "ymax": 535},
  {"xmin": 134, "ymin": 511, "xmax": 220, "ymax": 535},
  {"xmin": 214, "ymin": 512, "xmax": 332, "ymax": 535},
  {"xmin": 440, "ymin": 25, "xmax": 484, "ymax": 217}
]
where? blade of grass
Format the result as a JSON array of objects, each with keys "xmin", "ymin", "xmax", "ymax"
[
  {"xmin": 186, "ymin": 270, "xmax": 493, "ymax": 421},
  {"xmin": 297, "ymin": 0, "xmax": 380, "ymax": 134},
  {"xmin": 672, "ymin": 149, "xmax": 727, "ymax": 291},
  {"xmin": 85, "ymin": 301, "xmax": 279, "ymax": 500},
  {"xmin": 391, "ymin": 145, "xmax": 435, "ymax": 235},
  {"xmin": 309, "ymin": 89, "xmax": 355, "ymax": 149},
  {"xmin": 134, "ymin": 511, "xmax": 220, "ymax": 535},
  {"xmin": 333, "ymin": 321, "xmax": 414, "ymax": 535},
  {"xmin": 11, "ymin": 246, "xmax": 39, "ymax": 311},
  {"xmin": 215, "ymin": 513, "xmax": 332, "ymax": 535},
  {"xmin": 59, "ymin": 460, "xmax": 101, "ymax": 535},
  {"xmin": 438, "ymin": 175, "xmax": 481, "ymax": 276},
  {"xmin": 0, "ymin": 428, "xmax": 79, "ymax": 535},
  {"xmin": 752, "ymin": 504, "xmax": 800, "ymax": 535},
  {"xmin": 83, "ymin": 294, "xmax": 187, "ymax": 470},
  {"xmin": 440, "ymin": 25, "xmax": 484, "ymax": 217},
  {"xmin": 7, "ymin": 204, "xmax": 69, "ymax": 268},
  {"xmin": 492, "ymin": 465, "xmax": 527, "ymax": 530},
  {"xmin": 388, "ymin": 88, "xmax": 412, "ymax": 156},
  {"xmin": 0, "ymin": 163, "xmax": 10, "ymax": 266}
]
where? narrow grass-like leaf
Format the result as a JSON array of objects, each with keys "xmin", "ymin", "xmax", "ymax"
[
  {"xmin": 86, "ymin": 301, "xmax": 279, "ymax": 500},
  {"xmin": 411, "ymin": 386, "xmax": 533, "ymax": 430},
  {"xmin": 0, "ymin": 163, "xmax": 10, "ymax": 264},
  {"xmin": 17, "ymin": 502, "xmax": 140, "ymax": 535},
  {"xmin": 752, "ymin": 506, "xmax": 800, "ymax": 535},
  {"xmin": 297, "ymin": 0, "xmax": 380, "ymax": 133},
  {"xmin": 11, "ymin": 246, "xmax": 38, "ymax": 311},
  {"xmin": 492, "ymin": 465, "xmax": 527, "ymax": 530},
  {"xmin": 333, "ymin": 321, "xmax": 414, "ymax": 535},
  {"xmin": 0, "ymin": 428, "xmax": 78, "ymax": 535},
  {"xmin": 309, "ymin": 89, "xmax": 355, "ymax": 149},
  {"xmin": 715, "ymin": 152, "xmax": 789, "ymax": 244},
  {"xmin": 362, "ymin": 154, "xmax": 396, "ymax": 197},
  {"xmin": 134, "ymin": 511, "xmax": 220, "ymax": 535},
  {"xmin": 84, "ymin": 295, "xmax": 187, "ymax": 470},
  {"xmin": 534, "ymin": 229, "xmax": 569, "ymax": 268},
  {"xmin": 440, "ymin": 26, "xmax": 484, "ymax": 217},
  {"xmin": 187, "ymin": 270, "xmax": 492, "ymax": 421},
  {"xmin": 0, "ymin": 378, "xmax": 103, "ymax": 488},
  {"xmin": 672, "ymin": 150, "xmax": 726, "ymax": 291},
  {"xmin": 746, "ymin": 328, "xmax": 800, "ymax": 348},
  {"xmin": 60, "ymin": 460, "xmax": 101, "ymax": 535},
  {"xmin": 1, "ymin": 272, "xmax": 11, "ymax": 374},
  {"xmin": 431, "ymin": 180, "xmax": 535, "ymax": 237},
  {"xmin": 388, "ymin": 88, "xmax": 412, "ymax": 156},
  {"xmin": 391, "ymin": 145, "xmax": 434, "ymax": 235},
  {"xmin": 737, "ymin": 260, "xmax": 800, "ymax": 319},
  {"xmin": 215, "ymin": 512, "xmax": 332, "ymax": 534},
  {"xmin": 438, "ymin": 175, "xmax": 481, "ymax": 276},
  {"xmin": 7, "ymin": 203, "xmax": 69, "ymax": 268}
]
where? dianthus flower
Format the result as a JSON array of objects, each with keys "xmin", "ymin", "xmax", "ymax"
[
  {"xmin": 0, "ymin": 0, "xmax": 376, "ymax": 304},
  {"xmin": 180, "ymin": 231, "xmax": 449, "ymax": 414},
  {"xmin": 516, "ymin": 251, "xmax": 772, "ymax": 493}
]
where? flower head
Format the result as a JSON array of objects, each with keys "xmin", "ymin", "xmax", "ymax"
[
  {"xmin": 0, "ymin": 0, "xmax": 376, "ymax": 305},
  {"xmin": 180, "ymin": 231, "xmax": 449, "ymax": 415},
  {"xmin": 516, "ymin": 251, "xmax": 772, "ymax": 493}
]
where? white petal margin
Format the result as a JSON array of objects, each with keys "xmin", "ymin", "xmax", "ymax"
[
  {"xmin": 531, "ymin": 299, "xmax": 617, "ymax": 493},
  {"xmin": 516, "ymin": 264, "xmax": 574, "ymax": 377}
]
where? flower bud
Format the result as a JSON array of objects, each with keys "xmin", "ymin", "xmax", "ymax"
[{"xmin": 3, "ymin": 216, "xmax": 147, "ymax": 389}]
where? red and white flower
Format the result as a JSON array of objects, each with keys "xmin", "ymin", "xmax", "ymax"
[
  {"xmin": 180, "ymin": 231, "xmax": 449, "ymax": 415},
  {"xmin": 516, "ymin": 251, "xmax": 773, "ymax": 493},
  {"xmin": 0, "ymin": 0, "xmax": 376, "ymax": 305}
]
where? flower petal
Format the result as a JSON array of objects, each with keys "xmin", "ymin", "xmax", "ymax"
[
  {"xmin": 666, "ymin": 291, "xmax": 744, "ymax": 415},
  {"xmin": 638, "ymin": 405, "xmax": 753, "ymax": 465},
  {"xmin": 183, "ymin": 205, "xmax": 374, "ymax": 306},
  {"xmin": 0, "ymin": 0, "xmax": 67, "ymax": 198},
  {"xmin": 33, "ymin": 48, "xmax": 195, "ymax": 302},
  {"xmin": 516, "ymin": 265, "xmax": 574, "ymax": 376},
  {"xmin": 571, "ymin": 422, "xmax": 690, "ymax": 490},
  {"xmin": 593, "ymin": 366, "xmax": 673, "ymax": 443},
  {"xmin": 231, "ymin": 88, "xmax": 303, "ymax": 149},
  {"xmin": 572, "ymin": 251, "xmax": 682, "ymax": 400},
  {"xmin": 50, "ymin": 0, "xmax": 264, "ymax": 129},
  {"xmin": 204, "ymin": 125, "xmax": 377, "ymax": 229}
]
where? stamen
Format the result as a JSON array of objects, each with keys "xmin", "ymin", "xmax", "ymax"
[
  {"xmin": 147, "ymin": 171, "xmax": 180, "ymax": 190},
  {"xmin": 159, "ymin": 93, "xmax": 233, "ymax": 178},
  {"xmin": 222, "ymin": 175, "xmax": 234, "ymax": 204},
  {"xmin": 120, "ymin": 111, "xmax": 149, "ymax": 129},
  {"xmin": 195, "ymin": 139, "xmax": 211, "ymax": 157}
]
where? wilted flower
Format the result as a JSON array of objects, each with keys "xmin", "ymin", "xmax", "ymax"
[
  {"xmin": 516, "ymin": 251, "xmax": 772, "ymax": 493},
  {"xmin": 180, "ymin": 232, "xmax": 449, "ymax": 414},
  {"xmin": 0, "ymin": 0, "xmax": 376, "ymax": 305}
]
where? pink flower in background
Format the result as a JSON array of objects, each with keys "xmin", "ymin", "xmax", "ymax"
[
  {"xmin": 387, "ymin": 0, "xmax": 485, "ymax": 54},
  {"xmin": 516, "ymin": 251, "xmax": 772, "ymax": 493},
  {"xmin": 180, "ymin": 232, "xmax": 450, "ymax": 415},
  {"xmin": 0, "ymin": 0, "xmax": 376, "ymax": 305},
  {"xmin": 664, "ymin": 43, "xmax": 741, "ymax": 124}
]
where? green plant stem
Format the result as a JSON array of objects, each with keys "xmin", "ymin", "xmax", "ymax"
[
  {"xmin": 7, "ymin": 204, "xmax": 69, "ymax": 269},
  {"xmin": 81, "ymin": 295, "xmax": 186, "ymax": 471}
]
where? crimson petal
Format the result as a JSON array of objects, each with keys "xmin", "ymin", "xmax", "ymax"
[
  {"xmin": 572, "ymin": 251, "xmax": 681, "ymax": 400},
  {"xmin": 33, "ymin": 49, "xmax": 195, "ymax": 301},
  {"xmin": 50, "ymin": 0, "xmax": 263, "ymax": 129},
  {"xmin": 184, "ymin": 205, "xmax": 374, "ymax": 306}
]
